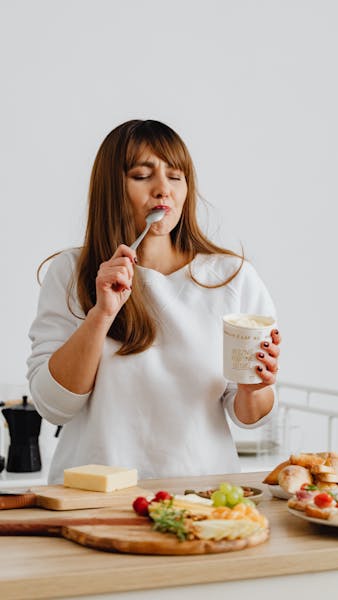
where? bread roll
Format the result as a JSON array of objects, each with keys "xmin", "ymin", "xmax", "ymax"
[
  {"xmin": 325, "ymin": 457, "xmax": 338, "ymax": 476},
  {"xmin": 311, "ymin": 464, "xmax": 334, "ymax": 474},
  {"xmin": 262, "ymin": 459, "xmax": 290, "ymax": 485},
  {"xmin": 290, "ymin": 453, "xmax": 326, "ymax": 468},
  {"xmin": 315, "ymin": 480, "xmax": 338, "ymax": 490},
  {"xmin": 315, "ymin": 472, "xmax": 338, "ymax": 483},
  {"xmin": 316, "ymin": 452, "xmax": 330, "ymax": 460},
  {"xmin": 287, "ymin": 497, "xmax": 309, "ymax": 512},
  {"xmin": 305, "ymin": 505, "xmax": 332, "ymax": 520},
  {"xmin": 278, "ymin": 465, "xmax": 313, "ymax": 493}
]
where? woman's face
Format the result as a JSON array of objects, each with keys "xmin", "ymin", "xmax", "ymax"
[{"xmin": 125, "ymin": 147, "xmax": 188, "ymax": 237}]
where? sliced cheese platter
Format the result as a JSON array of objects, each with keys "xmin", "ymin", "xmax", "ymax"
[
  {"xmin": 0, "ymin": 502, "xmax": 269, "ymax": 554},
  {"xmin": 61, "ymin": 521, "xmax": 269, "ymax": 555},
  {"xmin": 0, "ymin": 464, "xmax": 270, "ymax": 555},
  {"xmin": 0, "ymin": 498, "xmax": 269, "ymax": 555}
]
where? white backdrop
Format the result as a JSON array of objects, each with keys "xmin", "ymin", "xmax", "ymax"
[{"xmin": 1, "ymin": 0, "xmax": 338, "ymax": 400}]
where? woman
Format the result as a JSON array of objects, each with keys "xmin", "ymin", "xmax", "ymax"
[{"xmin": 27, "ymin": 119, "xmax": 281, "ymax": 484}]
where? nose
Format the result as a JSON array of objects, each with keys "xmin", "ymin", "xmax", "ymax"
[{"xmin": 152, "ymin": 172, "xmax": 170, "ymax": 199}]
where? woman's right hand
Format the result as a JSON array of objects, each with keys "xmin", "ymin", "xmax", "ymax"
[{"xmin": 93, "ymin": 245, "xmax": 137, "ymax": 320}]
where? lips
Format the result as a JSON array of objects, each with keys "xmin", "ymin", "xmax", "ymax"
[{"xmin": 151, "ymin": 205, "xmax": 171, "ymax": 214}]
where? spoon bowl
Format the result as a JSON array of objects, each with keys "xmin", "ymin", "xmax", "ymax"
[{"xmin": 130, "ymin": 208, "xmax": 166, "ymax": 250}]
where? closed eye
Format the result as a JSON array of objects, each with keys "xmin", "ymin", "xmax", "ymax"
[{"xmin": 167, "ymin": 170, "xmax": 183, "ymax": 180}]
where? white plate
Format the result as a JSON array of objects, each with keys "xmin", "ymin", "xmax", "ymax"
[
  {"xmin": 182, "ymin": 487, "xmax": 264, "ymax": 504},
  {"xmin": 287, "ymin": 507, "xmax": 338, "ymax": 528},
  {"xmin": 245, "ymin": 487, "xmax": 264, "ymax": 504},
  {"xmin": 267, "ymin": 485, "xmax": 292, "ymax": 500}
]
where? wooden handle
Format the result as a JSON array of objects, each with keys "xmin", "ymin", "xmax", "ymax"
[
  {"xmin": 0, "ymin": 516, "xmax": 147, "ymax": 536},
  {"xmin": 0, "ymin": 493, "xmax": 37, "ymax": 510}
]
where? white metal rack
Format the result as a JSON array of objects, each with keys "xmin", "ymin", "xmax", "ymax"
[{"xmin": 277, "ymin": 381, "xmax": 338, "ymax": 452}]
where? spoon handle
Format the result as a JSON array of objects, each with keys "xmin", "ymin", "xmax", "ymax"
[{"xmin": 130, "ymin": 223, "xmax": 151, "ymax": 250}]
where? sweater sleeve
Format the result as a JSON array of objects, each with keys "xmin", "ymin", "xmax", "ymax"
[
  {"xmin": 26, "ymin": 251, "xmax": 91, "ymax": 425},
  {"xmin": 222, "ymin": 260, "xmax": 278, "ymax": 429}
]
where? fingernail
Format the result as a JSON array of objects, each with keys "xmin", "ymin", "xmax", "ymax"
[
  {"xmin": 134, "ymin": 257, "xmax": 138, "ymax": 264},
  {"xmin": 258, "ymin": 352, "xmax": 264, "ymax": 358},
  {"xmin": 257, "ymin": 366, "xmax": 263, "ymax": 372},
  {"xmin": 274, "ymin": 329, "xmax": 279, "ymax": 335},
  {"xmin": 263, "ymin": 341, "xmax": 269, "ymax": 348}
]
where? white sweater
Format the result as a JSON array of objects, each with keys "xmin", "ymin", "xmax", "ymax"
[{"xmin": 27, "ymin": 250, "xmax": 277, "ymax": 484}]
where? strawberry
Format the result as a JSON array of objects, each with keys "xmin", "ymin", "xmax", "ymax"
[
  {"xmin": 154, "ymin": 490, "xmax": 172, "ymax": 502},
  {"xmin": 132, "ymin": 496, "xmax": 150, "ymax": 516}
]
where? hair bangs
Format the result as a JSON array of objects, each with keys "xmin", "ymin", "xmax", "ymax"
[{"xmin": 124, "ymin": 121, "xmax": 189, "ymax": 176}]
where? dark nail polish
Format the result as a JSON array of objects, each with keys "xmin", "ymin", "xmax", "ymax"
[
  {"xmin": 134, "ymin": 257, "xmax": 138, "ymax": 264},
  {"xmin": 257, "ymin": 366, "xmax": 263, "ymax": 372},
  {"xmin": 263, "ymin": 341, "xmax": 269, "ymax": 347},
  {"xmin": 258, "ymin": 352, "xmax": 264, "ymax": 358},
  {"xmin": 274, "ymin": 329, "xmax": 279, "ymax": 335}
]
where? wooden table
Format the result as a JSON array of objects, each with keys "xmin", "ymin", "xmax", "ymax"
[{"xmin": 1, "ymin": 471, "xmax": 338, "ymax": 600}]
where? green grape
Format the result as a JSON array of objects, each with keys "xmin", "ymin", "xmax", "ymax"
[
  {"xmin": 219, "ymin": 482, "xmax": 232, "ymax": 494},
  {"xmin": 233, "ymin": 485, "xmax": 244, "ymax": 498},
  {"xmin": 241, "ymin": 498, "xmax": 255, "ymax": 508},
  {"xmin": 226, "ymin": 489, "xmax": 242, "ymax": 507},
  {"xmin": 211, "ymin": 490, "xmax": 227, "ymax": 507}
]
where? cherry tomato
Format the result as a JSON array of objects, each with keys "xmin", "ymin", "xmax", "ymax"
[
  {"xmin": 132, "ymin": 496, "xmax": 150, "ymax": 516},
  {"xmin": 314, "ymin": 492, "xmax": 334, "ymax": 509},
  {"xmin": 154, "ymin": 490, "xmax": 172, "ymax": 501}
]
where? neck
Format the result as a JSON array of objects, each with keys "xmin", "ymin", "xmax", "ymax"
[{"xmin": 138, "ymin": 235, "xmax": 191, "ymax": 275}]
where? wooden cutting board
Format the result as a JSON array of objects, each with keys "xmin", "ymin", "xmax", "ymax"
[
  {"xmin": 0, "ymin": 484, "xmax": 149, "ymax": 511},
  {"xmin": 0, "ymin": 506, "xmax": 147, "ymax": 535},
  {"xmin": 62, "ymin": 521, "xmax": 269, "ymax": 555},
  {"xmin": 0, "ymin": 504, "xmax": 269, "ymax": 554}
]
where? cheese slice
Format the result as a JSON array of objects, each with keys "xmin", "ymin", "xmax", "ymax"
[
  {"xmin": 192, "ymin": 519, "xmax": 261, "ymax": 541},
  {"xmin": 64, "ymin": 464, "xmax": 138, "ymax": 492},
  {"xmin": 171, "ymin": 497, "xmax": 214, "ymax": 516}
]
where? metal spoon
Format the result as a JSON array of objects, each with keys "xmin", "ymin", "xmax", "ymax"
[{"xmin": 130, "ymin": 207, "xmax": 166, "ymax": 250}]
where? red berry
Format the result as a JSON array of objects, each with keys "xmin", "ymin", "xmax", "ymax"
[
  {"xmin": 314, "ymin": 492, "xmax": 334, "ymax": 509},
  {"xmin": 132, "ymin": 496, "xmax": 150, "ymax": 516},
  {"xmin": 154, "ymin": 490, "xmax": 172, "ymax": 502}
]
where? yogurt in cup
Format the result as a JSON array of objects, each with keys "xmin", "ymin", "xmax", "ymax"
[{"xmin": 223, "ymin": 313, "xmax": 276, "ymax": 384}]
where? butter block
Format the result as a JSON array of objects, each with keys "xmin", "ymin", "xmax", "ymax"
[{"xmin": 64, "ymin": 464, "xmax": 138, "ymax": 492}]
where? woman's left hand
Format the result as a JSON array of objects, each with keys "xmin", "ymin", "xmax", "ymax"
[{"xmin": 238, "ymin": 329, "xmax": 281, "ymax": 393}]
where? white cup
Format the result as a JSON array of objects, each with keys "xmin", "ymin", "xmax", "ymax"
[{"xmin": 223, "ymin": 313, "xmax": 276, "ymax": 384}]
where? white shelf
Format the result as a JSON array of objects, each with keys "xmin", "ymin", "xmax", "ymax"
[
  {"xmin": 239, "ymin": 452, "xmax": 286, "ymax": 473},
  {"xmin": 0, "ymin": 466, "xmax": 48, "ymax": 488}
]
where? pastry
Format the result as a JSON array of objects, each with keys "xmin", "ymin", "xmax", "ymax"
[
  {"xmin": 278, "ymin": 465, "xmax": 312, "ymax": 494},
  {"xmin": 262, "ymin": 460, "xmax": 290, "ymax": 485}
]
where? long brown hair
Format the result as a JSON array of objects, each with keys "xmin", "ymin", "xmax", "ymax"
[{"xmin": 40, "ymin": 120, "xmax": 244, "ymax": 355}]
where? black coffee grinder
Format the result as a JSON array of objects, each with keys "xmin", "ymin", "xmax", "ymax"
[{"xmin": 2, "ymin": 396, "xmax": 42, "ymax": 472}]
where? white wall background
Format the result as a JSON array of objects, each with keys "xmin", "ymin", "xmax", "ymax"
[{"xmin": 1, "ymin": 0, "xmax": 338, "ymax": 405}]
